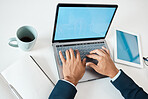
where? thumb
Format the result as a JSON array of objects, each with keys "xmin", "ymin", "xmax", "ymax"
[
  {"xmin": 82, "ymin": 58, "xmax": 86, "ymax": 67},
  {"xmin": 86, "ymin": 62, "xmax": 97, "ymax": 70}
]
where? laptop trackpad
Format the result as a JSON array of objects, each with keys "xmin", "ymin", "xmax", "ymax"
[{"xmin": 79, "ymin": 66, "xmax": 107, "ymax": 82}]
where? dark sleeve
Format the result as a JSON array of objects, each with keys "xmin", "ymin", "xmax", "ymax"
[
  {"xmin": 48, "ymin": 80, "xmax": 77, "ymax": 99},
  {"xmin": 111, "ymin": 70, "xmax": 148, "ymax": 99}
]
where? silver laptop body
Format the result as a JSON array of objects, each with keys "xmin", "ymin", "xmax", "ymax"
[{"xmin": 52, "ymin": 3, "xmax": 118, "ymax": 82}]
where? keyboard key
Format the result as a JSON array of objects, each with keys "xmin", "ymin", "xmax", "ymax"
[{"xmin": 56, "ymin": 42, "xmax": 105, "ymax": 66}]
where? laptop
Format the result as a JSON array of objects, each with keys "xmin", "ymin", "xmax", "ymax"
[{"xmin": 52, "ymin": 3, "xmax": 118, "ymax": 82}]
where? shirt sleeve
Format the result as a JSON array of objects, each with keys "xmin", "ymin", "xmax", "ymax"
[
  {"xmin": 61, "ymin": 79, "xmax": 76, "ymax": 88},
  {"xmin": 111, "ymin": 70, "xmax": 121, "ymax": 82},
  {"xmin": 111, "ymin": 70, "xmax": 148, "ymax": 99},
  {"xmin": 49, "ymin": 80, "xmax": 77, "ymax": 99}
]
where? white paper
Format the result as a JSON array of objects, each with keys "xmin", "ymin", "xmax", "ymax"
[{"xmin": 1, "ymin": 55, "xmax": 54, "ymax": 99}]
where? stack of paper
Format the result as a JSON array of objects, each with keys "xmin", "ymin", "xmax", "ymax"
[{"xmin": 1, "ymin": 55, "xmax": 54, "ymax": 99}]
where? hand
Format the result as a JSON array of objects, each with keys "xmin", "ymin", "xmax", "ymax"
[
  {"xmin": 86, "ymin": 47, "xmax": 119, "ymax": 78},
  {"xmin": 59, "ymin": 48, "xmax": 86, "ymax": 86}
]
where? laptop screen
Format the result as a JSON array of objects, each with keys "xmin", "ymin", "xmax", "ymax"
[{"xmin": 53, "ymin": 4, "xmax": 117, "ymax": 42}]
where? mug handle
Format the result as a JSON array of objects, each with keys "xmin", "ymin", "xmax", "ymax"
[{"xmin": 8, "ymin": 37, "xmax": 18, "ymax": 47}]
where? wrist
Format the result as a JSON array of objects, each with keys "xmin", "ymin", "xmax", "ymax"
[
  {"xmin": 109, "ymin": 68, "xmax": 119, "ymax": 78},
  {"xmin": 64, "ymin": 77, "xmax": 78, "ymax": 86}
]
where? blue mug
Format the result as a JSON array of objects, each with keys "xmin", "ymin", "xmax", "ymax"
[{"xmin": 8, "ymin": 26, "xmax": 37, "ymax": 51}]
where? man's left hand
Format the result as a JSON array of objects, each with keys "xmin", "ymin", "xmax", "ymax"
[{"xmin": 59, "ymin": 48, "xmax": 86, "ymax": 86}]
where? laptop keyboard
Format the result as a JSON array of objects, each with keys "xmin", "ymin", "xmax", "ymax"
[{"xmin": 56, "ymin": 42, "xmax": 105, "ymax": 66}]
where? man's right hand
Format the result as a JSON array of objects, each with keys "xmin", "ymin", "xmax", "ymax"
[{"xmin": 86, "ymin": 47, "xmax": 119, "ymax": 78}]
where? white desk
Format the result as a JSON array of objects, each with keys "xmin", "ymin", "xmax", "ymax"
[{"xmin": 0, "ymin": 0, "xmax": 148, "ymax": 99}]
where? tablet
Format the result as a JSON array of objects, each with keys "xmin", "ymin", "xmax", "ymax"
[{"xmin": 114, "ymin": 30, "xmax": 143, "ymax": 68}]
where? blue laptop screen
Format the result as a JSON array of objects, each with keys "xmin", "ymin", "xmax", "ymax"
[
  {"xmin": 54, "ymin": 7, "xmax": 116, "ymax": 40},
  {"xmin": 117, "ymin": 30, "xmax": 140, "ymax": 64}
]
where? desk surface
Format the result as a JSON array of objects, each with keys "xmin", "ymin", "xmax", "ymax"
[{"xmin": 0, "ymin": 0, "xmax": 148, "ymax": 99}]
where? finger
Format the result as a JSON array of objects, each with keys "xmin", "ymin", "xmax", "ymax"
[
  {"xmin": 86, "ymin": 54, "xmax": 101, "ymax": 61},
  {"xmin": 65, "ymin": 50, "xmax": 70, "ymax": 60},
  {"xmin": 75, "ymin": 49, "xmax": 81, "ymax": 60},
  {"xmin": 102, "ymin": 46, "xmax": 110, "ymax": 55},
  {"xmin": 100, "ymin": 49, "xmax": 106, "ymax": 54},
  {"xmin": 69, "ymin": 48, "xmax": 75, "ymax": 60},
  {"xmin": 59, "ymin": 51, "xmax": 66, "ymax": 64},
  {"xmin": 82, "ymin": 58, "xmax": 86, "ymax": 67},
  {"xmin": 86, "ymin": 62, "xmax": 97, "ymax": 70},
  {"xmin": 90, "ymin": 49, "xmax": 105, "ymax": 56}
]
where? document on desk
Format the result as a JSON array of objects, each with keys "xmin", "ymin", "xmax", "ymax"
[{"xmin": 1, "ymin": 55, "xmax": 54, "ymax": 99}]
